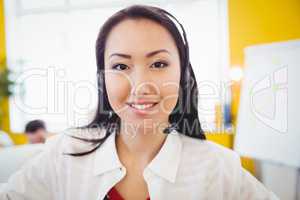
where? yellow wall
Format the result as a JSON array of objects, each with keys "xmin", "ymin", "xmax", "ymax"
[
  {"xmin": 228, "ymin": 0, "xmax": 300, "ymax": 174},
  {"xmin": 0, "ymin": 0, "xmax": 28, "ymax": 144},
  {"xmin": 0, "ymin": 0, "xmax": 9, "ymax": 132}
]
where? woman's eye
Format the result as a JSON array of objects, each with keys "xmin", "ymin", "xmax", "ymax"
[
  {"xmin": 112, "ymin": 64, "xmax": 129, "ymax": 71},
  {"xmin": 151, "ymin": 61, "xmax": 169, "ymax": 69}
]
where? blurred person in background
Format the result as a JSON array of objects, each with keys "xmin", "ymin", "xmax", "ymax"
[{"xmin": 24, "ymin": 119, "xmax": 47, "ymax": 144}]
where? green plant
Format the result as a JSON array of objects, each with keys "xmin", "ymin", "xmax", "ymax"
[
  {"xmin": 0, "ymin": 68, "xmax": 14, "ymax": 99},
  {"xmin": 0, "ymin": 59, "xmax": 16, "ymax": 129}
]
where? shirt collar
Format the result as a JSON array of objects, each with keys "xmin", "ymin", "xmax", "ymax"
[
  {"xmin": 93, "ymin": 128, "xmax": 183, "ymax": 183},
  {"xmin": 93, "ymin": 128, "xmax": 123, "ymax": 175}
]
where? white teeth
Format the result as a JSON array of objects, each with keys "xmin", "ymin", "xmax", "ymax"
[{"xmin": 131, "ymin": 103, "xmax": 155, "ymax": 110}]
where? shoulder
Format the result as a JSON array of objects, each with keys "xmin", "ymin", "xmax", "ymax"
[
  {"xmin": 44, "ymin": 127, "xmax": 106, "ymax": 158},
  {"xmin": 178, "ymin": 133, "xmax": 242, "ymax": 170},
  {"xmin": 179, "ymin": 134, "xmax": 240, "ymax": 159},
  {"xmin": 176, "ymin": 134, "xmax": 243, "ymax": 194}
]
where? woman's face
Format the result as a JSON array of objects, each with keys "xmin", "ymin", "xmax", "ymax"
[{"xmin": 104, "ymin": 18, "xmax": 181, "ymax": 129}]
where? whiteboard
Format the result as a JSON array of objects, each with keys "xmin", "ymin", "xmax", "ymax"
[{"xmin": 234, "ymin": 39, "xmax": 300, "ymax": 168}]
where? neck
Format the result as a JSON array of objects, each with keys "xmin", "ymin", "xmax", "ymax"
[{"xmin": 116, "ymin": 120, "xmax": 169, "ymax": 167}]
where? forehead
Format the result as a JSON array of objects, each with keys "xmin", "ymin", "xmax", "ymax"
[{"xmin": 104, "ymin": 18, "xmax": 178, "ymax": 56}]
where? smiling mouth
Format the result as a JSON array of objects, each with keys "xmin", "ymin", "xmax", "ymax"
[{"xmin": 126, "ymin": 102, "xmax": 158, "ymax": 110}]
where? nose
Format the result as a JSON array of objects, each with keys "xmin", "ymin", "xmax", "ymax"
[{"xmin": 130, "ymin": 68, "xmax": 156, "ymax": 96}]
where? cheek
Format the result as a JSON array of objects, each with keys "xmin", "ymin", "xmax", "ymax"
[
  {"xmin": 158, "ymin": 69, "xmax": 181, "ymax": 115},
  {"xmin": 105, "ymin": 72, "xmax": 131, "ymax": 113},
  {"xmin": 159, "ymin": 81, "xmax": 180, "ymax": 114}
]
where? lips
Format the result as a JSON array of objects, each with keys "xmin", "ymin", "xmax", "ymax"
[{"xmin": 128, "ymin": 102, "xmax": 158, "ymax": 110}]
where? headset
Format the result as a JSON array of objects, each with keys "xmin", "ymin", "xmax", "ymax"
[{"xmin": 157, "ymin": 8, "xmax": 196, "ymax": 135}]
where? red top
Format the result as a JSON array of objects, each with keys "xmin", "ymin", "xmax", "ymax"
[{"xmin": 107, "ymin": 187, "xmax": 150, "ymax": 200}]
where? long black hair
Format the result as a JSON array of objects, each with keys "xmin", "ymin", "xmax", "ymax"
[{"xmin": 67, "ymin": 4, "xmax": 206, "ymax": 156}]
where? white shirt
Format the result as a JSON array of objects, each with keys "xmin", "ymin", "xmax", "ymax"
[{"xmin": 0, "ymin": 127, "xmax": 279, "ymax": 200}]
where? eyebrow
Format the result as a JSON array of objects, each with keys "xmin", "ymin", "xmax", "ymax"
[{"xmin": 109, "ymin": 49, "xmax": 170, "ymax": 59}]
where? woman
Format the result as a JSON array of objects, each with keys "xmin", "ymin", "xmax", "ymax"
[{"xmin": 0, "ymin": 4, "xmax": 279, "ymax": 200}]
